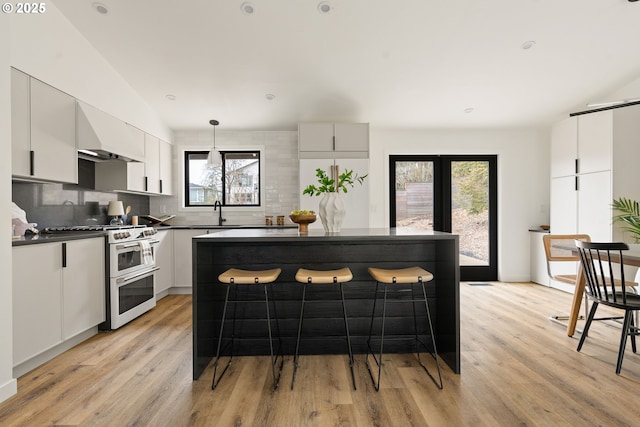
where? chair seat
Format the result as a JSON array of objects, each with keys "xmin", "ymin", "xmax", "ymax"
[
  {"xmin": 368, "ymin": 266, "xmax": 433, "ymax": 284},
  {"xmin": 218, "ymin": 268, "xmax": 281, "ymax": 284},
  {"xmin": 295, "ymin": 267, "xmax": 353, "ymax": 284}
]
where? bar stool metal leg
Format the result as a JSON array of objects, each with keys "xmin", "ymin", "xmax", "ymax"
[
  {"xmin": 212, "ymin": 283, "xmax": 233, "ymax": 390},
  {"xmin": 418, "ymin": 279, "xmax": 443, "ymax": 389},
  {"xmin": 340, "ymin": 281, "xmax": 357, "ymax": 390},
  {"xmin": 366, "ymin": 283, "xmax": 388, "ymax": 391},
  {"xmin": 291, "ymin": 281, "xmax": 307, "ymax": 389},
  {"xmin": 264, "ymin": 283, "xmax": 284, "ymax": 389}
]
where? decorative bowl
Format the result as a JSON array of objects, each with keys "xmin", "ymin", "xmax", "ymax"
[{"xmin": 289, "ymin": 213, "xmax": 317, "ymax": 233}]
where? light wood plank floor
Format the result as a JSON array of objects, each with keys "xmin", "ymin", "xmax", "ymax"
[{"xmin": 2, "ymin": 282, "xmax": 640, "ymax": 426}]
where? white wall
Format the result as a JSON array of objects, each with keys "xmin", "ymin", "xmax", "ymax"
[
  {"xmin": 8, "ymin": 3, "xmax": 170, "ymax": 141},
  {"xmin": 369, "ymin": 127, "xmax": 550, "ymax": 282},
  {"xmin": 1, "ymin": 13, "xmax": 18, "ymax": 403}
]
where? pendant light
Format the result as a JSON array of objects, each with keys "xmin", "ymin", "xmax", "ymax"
[{"xmin": 207, "ymin": 119, "xmax": 222, "ymax": 167}]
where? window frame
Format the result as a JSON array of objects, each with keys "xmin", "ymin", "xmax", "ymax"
[{"xmin": 183, "ymin": 149, "xmax": 263, "ymax": 209}]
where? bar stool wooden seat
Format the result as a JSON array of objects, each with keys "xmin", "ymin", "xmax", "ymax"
[
  {"xmin": 212, "ymin": 268, "xmax": 283, "ymax": 390},
  {"xmin": 291, "ymin": 267, "xmax": 357, "ymax": 390},
  {"xmin": 366, "ymin": 266, "xmax": 443, "ymax": 391}
]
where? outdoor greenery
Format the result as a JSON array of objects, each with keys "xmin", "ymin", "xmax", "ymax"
[
  {"xmin": 452, "ymin": 162, "xmax": 489, "ymax": 215},
  {"xmin": 612, "ymin": 197, "xmax": 640, "ymax": 242},
  {"xmin": 302, "ymin": 168, "xmax": 367, "ymax": 196}
]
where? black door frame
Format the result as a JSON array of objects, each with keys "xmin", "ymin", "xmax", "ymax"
[{"xmin": 389, "ymin": 155, "xmax": 498, "ymax": 281}]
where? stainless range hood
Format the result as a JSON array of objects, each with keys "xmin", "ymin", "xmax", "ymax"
[{"xmin": 77, "ymin": 101, "xmax": 145, "ymax": 162}]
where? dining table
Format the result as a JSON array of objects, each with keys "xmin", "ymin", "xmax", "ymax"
[{"xmin": 565, "ymin": 244, "xmax": 640, "ymax": 336}]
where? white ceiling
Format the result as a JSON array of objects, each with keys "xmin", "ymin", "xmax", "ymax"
[{"xmin": 51, "ymin": 0, "xmax": 640, "ymax": 131}]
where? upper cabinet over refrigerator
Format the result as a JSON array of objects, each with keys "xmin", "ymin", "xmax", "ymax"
[{"xmin": 298, "ymin": 122, "xmax": 369, "ymax": 159}]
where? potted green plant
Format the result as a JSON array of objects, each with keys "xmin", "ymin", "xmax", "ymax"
[
  {"xmin": 612, "ymin": 197, "xmax": 640, "ymax": 243},
  {"xmin": 302, "ymin": 168, "xmax": 367, "ymax": 232}
]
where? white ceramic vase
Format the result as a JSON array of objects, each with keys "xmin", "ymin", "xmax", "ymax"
[{"xmin": 318, "ymin": 192, "xmax": 345, "ymax": 232}]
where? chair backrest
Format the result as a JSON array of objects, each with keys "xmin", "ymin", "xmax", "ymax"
[
  {"xmin": 542, "ymin": 234, "xmax": 591, "ymax": 278},
  {"xmin": 575, "ymin": 240, "xmax": 632, "ymax": 306}
]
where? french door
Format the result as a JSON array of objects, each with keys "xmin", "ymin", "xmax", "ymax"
[{"xmin": 390, "ymin": 155, "xmax": 497, "ymax": 281}]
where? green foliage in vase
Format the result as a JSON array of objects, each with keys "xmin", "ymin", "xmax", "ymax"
[
  {"xmin": 303, "ymin": 168, "xmax": 367, "ymax": 196},
  {"xmin": 612, "ymin": 197, "xmax": 640, "ymax": 243}
]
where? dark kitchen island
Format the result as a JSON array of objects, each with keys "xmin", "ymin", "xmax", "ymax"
[{"xmin": 192, "ymin": 228, "xmax": 460, "ymax": 380}]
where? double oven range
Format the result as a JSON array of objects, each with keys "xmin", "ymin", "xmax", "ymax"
[{"xmin": 45, "ymin": 225, "xmax": 160, "ymax": 329}]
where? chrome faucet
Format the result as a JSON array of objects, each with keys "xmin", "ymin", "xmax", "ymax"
[{"xmin": 213, "ymin": 200, "xmax": 225, "ymax": 226}]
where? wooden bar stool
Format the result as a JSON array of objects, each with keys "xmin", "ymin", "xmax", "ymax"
[
  {"xmin": 366, "ymin": 266, "xmax": 443, "ymax": 391},
  {"xmin": 212, "ymin": 268, "xmax": 283, "ymax": 390},
  {"xmin": 291, "ymin": 267, "xmax": 357, "ymax": 390}
]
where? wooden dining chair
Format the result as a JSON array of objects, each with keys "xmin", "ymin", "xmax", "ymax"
[{"xmin": 542, "ymin": 234, "xmax": 591, "ymax": 327}]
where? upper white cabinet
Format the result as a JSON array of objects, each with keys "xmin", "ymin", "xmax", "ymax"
[
  {"xmin": 159, "ymin": 140, "xmax": 173, "ymax": 196},
  {"xmin": 298, "ymin": 122, "xmax": 369, "ymax": 159},
  {"xmin": 95, "ymin": 126, "xmax": 172, "ymax": 196},
  {"xmin": 550, "ymin": 105, "xmax": 640, "ymax": 242},
  {"xmin": 11, "ymin": 68, "xmax": 78, "ymax": 184},
  {"xmin": 144, "ymin": 133, "xmax": 161, "ymax": 194}
]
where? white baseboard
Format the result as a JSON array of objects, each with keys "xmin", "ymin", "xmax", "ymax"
[
  {"xmin": 168, "ymin": 287, "xmax": 193, "ymax": 295},
  {"xmin": 0, "ymin": 378, "xmax": 17, "ymax": 404}
]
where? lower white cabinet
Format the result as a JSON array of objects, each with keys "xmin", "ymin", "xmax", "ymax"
[
  {"xmin": 12, "ymin": 237, "xmax": 105, "ymax": 367},
  {"xmin": 173, "ymin": 229, "xmax": 218, "ymax": 291},
  {"xmin": 529, "ymin": 231, "xmax": 549, "ymax": 286},
  {"xmin": 155, "ymin": 229, "xmax": 174, "ymax": 297}
]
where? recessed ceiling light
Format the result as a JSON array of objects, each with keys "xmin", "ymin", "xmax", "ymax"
[
  {"xmin": 318, "ymin": 2, "xmax": 332, "ymax": 14},
  {"xmin": 265, "ymin": 94, "xmax": 276, "ymax": 101},
  {"xmin": 165, "ymin": 94, "xmax": 176, "ymax": 101},
  {"xmin": 92, "ymin": 2, "xmax": 108, "ymax": 14},
  {"xmin": 464, "ymin": 107, "xmax": 474, "ymax": 114},
  {"xmin": 521, "ymin": 40, "xmax": 536, "ymax": 50},
  {"xmin": 241, "ymin": 2, "xmax": 255, "ymax": 15}
]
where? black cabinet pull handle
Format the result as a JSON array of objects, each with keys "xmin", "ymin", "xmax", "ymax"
[
  {"xmin": 144, "ymin": 176, "xmax": 148, "ymax": 192},
  {"xmin": 62, "ymin": 242, "xmax": 67, "ymax": 268},
  {"xmin": 159, "ymin": 179, "xmax": 163, "ymax": 193},
  {"xmin": 575, "ymin": 158, "xmax": 579, "ymax": 174},
  {"xmin": 575, "ymin": 176, "xmax": 579, "ymax": 191},
  {"xmin": 30, "ymin": 150, "xmax": 34, "ymax": 176}
]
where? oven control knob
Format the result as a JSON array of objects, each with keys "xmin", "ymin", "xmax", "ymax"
[
  {"xmin": 124, "ymin": 232, "xmax": 131, "ymax": 238},
  {"xmin": 116, "ymin": 233, "xmax": 123, "ymax": 239}
]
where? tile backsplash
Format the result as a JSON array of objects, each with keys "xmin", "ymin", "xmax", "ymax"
[{"xmin": 12, "ymin": 178, "xmax": 149, "ymax": 230}]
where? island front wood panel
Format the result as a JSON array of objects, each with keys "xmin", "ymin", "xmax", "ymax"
[{"xmin": 192, "ymin": 228, "xmax": 460, "ymax": 380}]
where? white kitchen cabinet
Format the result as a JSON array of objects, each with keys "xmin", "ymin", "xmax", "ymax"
[
  {"xmin": 144, "ymin": 133, "xmax": 161, "ymax": 194},
  {"xmin": 12, "ymin": 237, "xmax": 105, "ymax": 367},
  {"xmin": 62, "ymin": 238, "xmax": 105, "ymax": 340},
  {"xmin": 12, "ymin": 243, "xmax": 63, "ymax": 366},
  {"xmin": 95, "ymin": 160, "xmax": 146, "ymax": 193},
  {"xmin": 298, "ymin": 122, "xmax": 369, "ymax": 159},
  {"xmin": 529, "ymin": 231, "xmax": 549, "ymax": 286},
  {"xmin": 173, "ymin": 230, "xmax": 204, "ymax": 291},
  {"xmin": 173, "ymin": 229, "xmax": 219, "ymax": 291},
  {"xmin": 11, "ymin": 69, "xmax": 78, "ymax": 184},
  {"xmin": 299, "ymin": 158, "xmax": 369, "ymax": 231},
  {"xmin": 11, "ymin": 68, "xmax": 31, "ymax": 177},
  {"xmin": 159, "ymin": 140, "xmax": 173, "ymax": 195},
  {"xmin": 94, "ymin": 127, "xmax": 171, "ymax": 196},
  {"xmin": 155, "ymin": 229, "xmax": 174, "ymax": 297},
  {"xmin": 550, "ymin": 105, "xmax": 640, "ymax": 242}
]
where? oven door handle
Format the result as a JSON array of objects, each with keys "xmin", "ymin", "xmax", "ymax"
[
  {"xmin": 116, "ymin": 267, "xmax": 160, "ymax": 284},
  {"xmin": 115, "ymin": 239, "xmax": 160, "ymax": 250}
]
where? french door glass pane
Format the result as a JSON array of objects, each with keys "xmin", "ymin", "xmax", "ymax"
[
  {"xmin": 451, "ymin": 161, "xmax": 489, "ymax": 266},
  {"xmin": 394, "ymin": 161, "xmax": 434, "ymax": 230}
]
